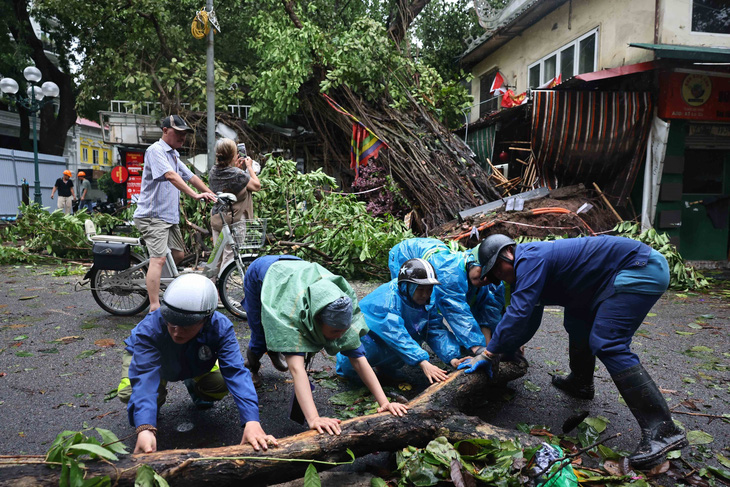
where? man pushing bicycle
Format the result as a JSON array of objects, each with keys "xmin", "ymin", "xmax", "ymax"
[{"xmin": 133, "ymin": 115, "xmax": 216, "ymax": 312}]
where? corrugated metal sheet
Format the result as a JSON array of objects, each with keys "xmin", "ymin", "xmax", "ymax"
[
  {"xmin": 0, "ymin": 148, "xmax": 66, "ymax": 216},
  {"xmin": 531, "ymin": 90, "xmax": 653, "ymax": 204},
  {"xmin": 467, "ymin": 125, "xmax": 496, "ymax": 169}
]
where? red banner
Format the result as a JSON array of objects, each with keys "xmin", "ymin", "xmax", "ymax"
[
  {"xmin": 125, "ymin": 151, "xmax": 144, "ymax": 201},
  {"xmin": 658, "ymin": 72, "xmax": 730, "ymax": 122}
]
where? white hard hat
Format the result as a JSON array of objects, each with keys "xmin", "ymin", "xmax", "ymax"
[{"xmin": 159, "ymin": 274, "xmax": 218, "ymax": 326}]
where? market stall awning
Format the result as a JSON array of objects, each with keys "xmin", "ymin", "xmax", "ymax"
[
  {"xmin": 531, "ymin": 90, "xmax": 653, "ymax": 204},
  {"xmin": 629, "ymin": 43, "xmax": 730, "ymax": 63}
]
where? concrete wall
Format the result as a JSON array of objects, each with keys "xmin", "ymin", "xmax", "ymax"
[
  {"xmin": 659, "ymin": 0, "xmax": 730, "ymax": 47},
  {"xmin": 468, "ymin": 0, "xmax": 672, "ymax": 121}
]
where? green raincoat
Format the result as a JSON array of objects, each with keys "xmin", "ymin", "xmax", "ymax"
[{"xmin": 260, "ymin": 261, "xmax": 368, "ymax": 355}]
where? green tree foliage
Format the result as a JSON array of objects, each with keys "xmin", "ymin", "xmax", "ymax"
[
  {"xmin": 248, "ymin": 4, "xmax": 473, "ymax": 128},
  {"xmin": 254, "ymin": 157, "xmax": 414, "ymax": 278},
  {"xmin": 24, "ymin": 0, "xmax": 473, "ymax": 129},
  {"xmin": 96, "ymin": 172, "xmax": 126, "ymax": 202},
  {"xmin": 2, "ymin": 203, "xmax": 124, "ymax": 258},
  {"xmin": 412, "ymin": 0, "xmax": 482, "ymax": 81}
]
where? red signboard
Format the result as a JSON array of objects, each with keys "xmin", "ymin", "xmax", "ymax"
[
  {"xmin": 658, "ymin": 72, "xmax": 730, "ymax": 122},
  {"xmin": 125, "ymin": 151, "xmax": 144, "ymax": 201},
  {"xmin": 111, "ymin": 165, "xmax": 129, "ymax": 184}
]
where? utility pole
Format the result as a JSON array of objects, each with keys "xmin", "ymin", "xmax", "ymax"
[{"xmin": 206, "ymin": 0, "xmax": 215, "ymax": 170}]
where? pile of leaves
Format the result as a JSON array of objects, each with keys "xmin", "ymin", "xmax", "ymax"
[
  {"xmin": 254, "ymin": 157, "xmax": 414, "ymax": 279},
  {"xmin": 513, "ymin": 222, "xmax": 710, "ymax": 291},
  {"xmin": 377, "ymin": 416, "xmax": 730, "ymax": 486},
  {"xmin": 1, "ymin": 203, "xmax": 125, "ymax": 259},
  {"xmin": 612, "ymin": 222, "xmax": 710, "ymax": 290}
]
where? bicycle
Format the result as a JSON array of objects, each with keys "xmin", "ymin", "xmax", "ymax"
[{"xmin": 79, "ymin": 193, "xmax": 264, "ymax": 319}]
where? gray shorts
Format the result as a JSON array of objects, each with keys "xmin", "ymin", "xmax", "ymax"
[{"xmin": 134, "ymin": 218, "xmax": 185, "ymax": 258}]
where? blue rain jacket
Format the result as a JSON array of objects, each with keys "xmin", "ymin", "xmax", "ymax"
[
  {"xmin": 388, "ymin": 238, "xmax": 505, "ymax": 349},
  {"xmin": 124, "ymin": 310, "xmax": 259, "ymax": 428},
  {"xmin": 486, "ymin": 236, "xmax": 653, "ymax": 356},
  {"xmin": 336, "ymin": 279, "xmax": 461, "ymax": 378}
]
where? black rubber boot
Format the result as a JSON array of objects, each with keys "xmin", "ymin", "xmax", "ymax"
[
  {"xmin": 245, "ymin": 348, "xmax": 263, "ymax": 388},
  {"xmin": 612, "ymin": 364, "xmax": 688, "ymax": 470},
  {"xmin": 268, "ymin": 352, "xmax": 289, "ymax": 372},
  {"xmin": 183, "ymin": 379, "xmax": 215, "ymax": 410},
  {"xmin": 552, "ymin": 344, "xmax": 596, "ymax": 400}
]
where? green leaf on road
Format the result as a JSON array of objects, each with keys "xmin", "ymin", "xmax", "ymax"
[
  {"xmin": 583, "ymin": 416, "xmax": 608, "ymax": 433},
  {"xmin": 134, "ymin": 464, "xmax": 170, "ymax": 486},
  {"xmin": 667, "ymin": 450, "xmax": 682, "ymax": 459},
  {"xmin": 18, "ymin": 295, "xmax": 39, "ymax": 301},
  {"xmin": 690, "ymin": 346, "xmax": 713, "ymax": 353},
  {"xmin": 687, "ymin": 323, "xmax": 703, "ymax": 329},
  {"xmin": 15, "ymin": 351, "xmax": 33, "ymax": 357},
  {"xmin": 371, "ymin": 478, "xmax": 388, "ymax": 487},
  {"xmin": 717, "ymin": 453, "xmax": 730, "ymax": 469},
  {"xmin": 66, "ymin": 443, "xmax": 119, "ymax": 461},
  {"xmin": 76, "ymin": 349, "xmax": 99, "ymax": 360},
  {"xmin": 303, "ymin": 463, "xmax": 321, "ymax": 487},
  {"xmin": 675, "ymin": 331, "xmax": 694, "ymax": 336},
  {"xmin": 687, "ymin": 430, "xmax": 713, "ymax": 445},
  {"xmin": 699, "ymin": 314, "xmax": 715, "ymax": 320},
  {"xmin": 524, "ymin": 380, "xmax": 541, "ymax": 392},
  {"xmin": 13, "ymin": 335, "xmax": 28, "ymax": 340}
]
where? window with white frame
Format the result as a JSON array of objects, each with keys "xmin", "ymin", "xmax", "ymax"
[
  {"xmin": 527, "ymin": 28, "xmax": 598, "ymax": 88},
  {"xmin": 479, "ymin": 71, "xmax": 500, "ymax": 118},
  {"xmin": 82, "ymin": 148, "xmax": 88, "ymax": 162},
  {"xmin": 692, "ymin": 0, "xmax": 730, "ymax": 34}
]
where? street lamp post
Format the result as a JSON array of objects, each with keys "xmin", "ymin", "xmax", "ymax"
[{"xmin": 1, "ymin": 66, "xmax": 60, "ymax": 205}]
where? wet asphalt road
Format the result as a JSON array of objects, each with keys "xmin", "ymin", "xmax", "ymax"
[{"xmin": 0, "ymin": 264, "xmax": 728, "ymax": 482}]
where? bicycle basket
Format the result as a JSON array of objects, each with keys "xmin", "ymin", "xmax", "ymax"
[{"xmin": 230, "ymin": 219, "xmax": 267, "ymax": 249}]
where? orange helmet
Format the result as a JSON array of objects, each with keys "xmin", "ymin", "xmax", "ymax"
[
  {"xmin": 63, "ymin": 170, "xmax": 72, "ymax": 177},
  {"xmin": 77, "ymin": 171, "xmax": 86, "ymax": 177}
]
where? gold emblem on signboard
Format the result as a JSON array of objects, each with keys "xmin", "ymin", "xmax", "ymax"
[{"xmin": 681, "ymin": 74, "xmax": 712, "ymax": 107}]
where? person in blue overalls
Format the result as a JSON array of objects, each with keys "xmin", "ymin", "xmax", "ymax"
[
  {"xmin": 388, "ymin": 238, "xmax": 506, "ymax": 355},
  {"xmin": 459, "ymin": 234, "xmax": 687, "ymax": 470},
  {"xmin": 118, "ymin": 274, "xmax": 277, "ymax": 454},
  {"xmin": 336, "ymin": 259, "xmax": 467, "ymax": 383}
]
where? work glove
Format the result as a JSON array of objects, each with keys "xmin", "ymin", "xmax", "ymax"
[{"xmin": 457, "ymin": 351, "xmax": 500, "ymax": 378}]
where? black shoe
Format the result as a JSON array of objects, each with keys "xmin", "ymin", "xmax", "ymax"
[
  {"xmin": 552, "ymin": 373, "xmax": 595, "ymax": 399},
  {"xmin": 245, "ymin": 348, "xmax": 263, "ymax": 387},
  {"xmin": 268, "ymin": 351, "xmax": 289, "ymax": 372},
  {"xmin": 183, "ymin": 379, "xmax": 215, "ymax": 410},
  {"xmin": 612, "ymin": 364, "xmax": 688, "ymax": 470},
  {"xmin": 245, "ymin": 348, "xmax": 262, "ymax": 373},
  {"xmin": 552, "ymin": 342, "xmax": 595, "ymax": 399}
]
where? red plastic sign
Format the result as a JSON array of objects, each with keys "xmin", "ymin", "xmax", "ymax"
[{"xmin": 111, "ymin": 165, "xmax": 129, "ymax": 184}]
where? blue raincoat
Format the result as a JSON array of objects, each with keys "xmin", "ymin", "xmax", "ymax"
[
  {"xmin": 336, "ymin": 279, "xmax": 461, "ymax": 379},
  {"xmin": 388, "ymin": 238, "xmax": 505, "ymax": 349}
]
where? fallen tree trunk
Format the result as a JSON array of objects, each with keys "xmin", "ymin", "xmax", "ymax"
[{"xmin": 0, "ymin": 363, "xmax": 528, "ymax": 486}]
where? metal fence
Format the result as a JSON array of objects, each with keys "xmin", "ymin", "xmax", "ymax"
[{"xmin": 0, "ymin": 148, "xmax": 67, "ymax": 216}]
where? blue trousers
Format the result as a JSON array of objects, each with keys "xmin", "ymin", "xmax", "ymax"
[
  {"xmin": 241, "ymin": 255, "xmax": 301, "ymax": 356},
  {"xmin": 564, "ymin": 292, "xmax": 662, "ymax": 375}
]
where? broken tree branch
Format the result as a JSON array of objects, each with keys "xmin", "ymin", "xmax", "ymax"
[{"xmin": 0, "ymin": 364, "xmax": 529, "ymax": 486}]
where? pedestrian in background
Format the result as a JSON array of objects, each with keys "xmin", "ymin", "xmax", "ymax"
[
  {"xmin": 77, "ymin": 171, "xmax": 92, "ymax": 213},
  {"xmin": 50, "ymin": 170, "xmax": 75, "ymax": 214},
  {"xmin": 208, "ymin": 139, "xmax": 261, "ymax": 269}
]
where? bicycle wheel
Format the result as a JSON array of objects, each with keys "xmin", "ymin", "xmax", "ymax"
[
  {"xmin": 217, "ymin": 257, "xmax": 255, "ymax": 320},
  {"xmin": 90, "ymin": 254, "xmax": 150, "ymax": 316}
]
